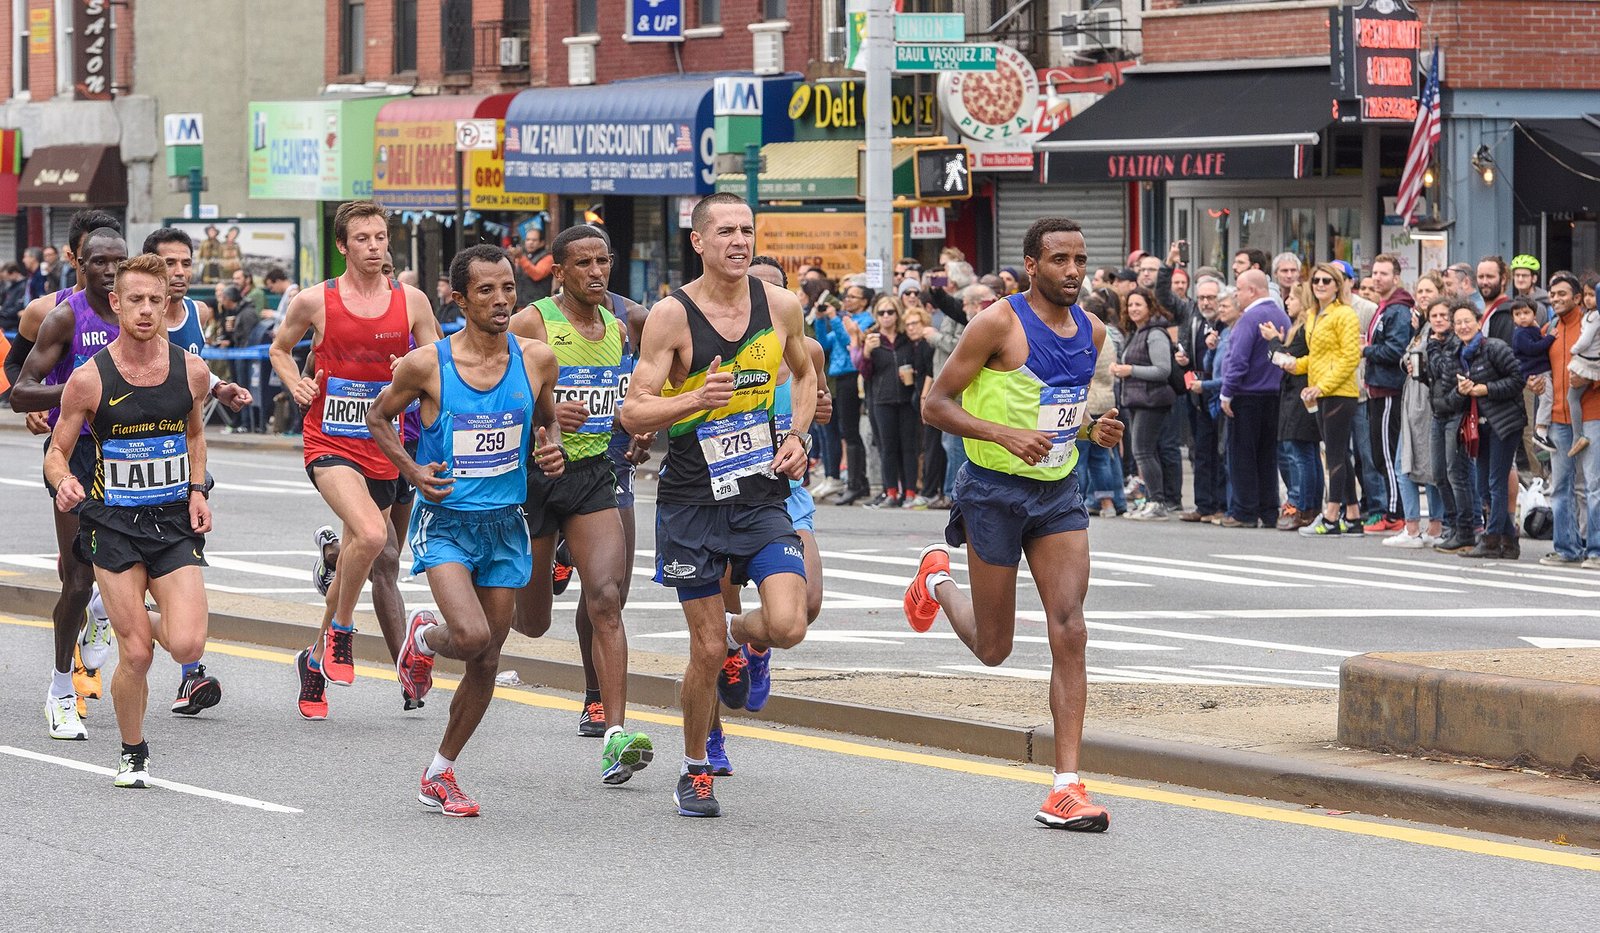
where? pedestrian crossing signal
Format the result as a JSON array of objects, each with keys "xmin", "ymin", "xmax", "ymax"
[{"xmin": 913, "ymin": 146, "xmax": 972, "ymax": 201}]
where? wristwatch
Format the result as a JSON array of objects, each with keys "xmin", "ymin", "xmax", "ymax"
[{"xmin": 782, "ymin": 429, "xmax": 813, "ymax": 454}]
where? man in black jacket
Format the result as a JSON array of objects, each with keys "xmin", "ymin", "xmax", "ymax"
[
  {"xmin": 1176, "ymin": 274, "xmax": 1226, "ymax": 521},
  {"xmin": 1362, "ymin": 254, "xmax": 1415, "ymax": 531}
]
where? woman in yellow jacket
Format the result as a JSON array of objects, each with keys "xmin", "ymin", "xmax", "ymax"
[{"xmin": 1290, "ymin": 263, "xmax": 1363, "ymax": 535}]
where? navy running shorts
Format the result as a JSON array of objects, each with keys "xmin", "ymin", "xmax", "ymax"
[
  {"xmin": 946, "ymin": 463, "xmax": 1089, "ymax": 567},
  {"xmin": 654, "ymin": 499, "xmax": 803, "ymax": 595}
]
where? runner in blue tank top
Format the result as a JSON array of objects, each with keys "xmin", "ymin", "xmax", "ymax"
[
  {"xmin": 369, "ymin": 245, "xmax": 573, "ymax": 817},
  {"xmin": 905, "ymin": 218, "xmax": 1127, "ymax": 833}
]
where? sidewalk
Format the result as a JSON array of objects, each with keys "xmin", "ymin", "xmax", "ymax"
[{"xmin": 3, "ymin": 571, "xmax": 1596, "ymax": 848}]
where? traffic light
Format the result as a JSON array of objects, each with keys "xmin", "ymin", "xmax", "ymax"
[{"xmin": 913, "ymin": 146, "xmax": 972, "ymax": 201}]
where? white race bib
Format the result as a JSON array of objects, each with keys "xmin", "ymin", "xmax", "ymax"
[
  {"xmin": 697, "ymin": 410, "xmax": 775, "ymax": 500},
  {"xmin": 449, "ymin": 410, "xmax": 525, "ymax": 478},
  {"xmin": 321, "ymin": 377, "xmax": 392, "ymax": 439},
  {"xmin": 102, "ymin": 434, "xmax": 189, "ymax": 506},
  {"xmin": 1037, "ymin": 385, "xmax": 1088, "ymax": 469}
]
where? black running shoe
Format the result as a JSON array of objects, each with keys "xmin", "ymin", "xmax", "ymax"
[
  {"xmin": 552, "ymin": 536, "xmax": 574, "ymax": 596},
  {"xmin": 172, "ymin": 665, "xmax": 222, "ymax": 715},
  {"xmin": 717, "ymin": 648, "xmax": 750, "ymax": 709},
  {"xmin": 578, "ymin": 694, "xmax": 606, "ymax": 737},
  {"xmin": 403, "ymin": 687, "xmax": 426, "ymax": 711},
  {"xmin": 674, "ymin": 765, "xmax": 721, "ymax": 817}
]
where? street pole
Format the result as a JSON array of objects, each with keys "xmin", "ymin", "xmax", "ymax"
[
  {"xmin": 744, "ymin": 143, "xmax": 761, "ymax": 223},
  {"xmin": 863, "ymin": 0, "xmax": 894, "ymax": 294},
  {"xmin": 187, "ymin": 166, "xmax": 201, "ymax": 221},
  {"xmin": 455, "ymin": 150, "xmax": 466, "ymax": 260}
]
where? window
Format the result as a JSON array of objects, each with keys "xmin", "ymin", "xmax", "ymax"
[
  {"xmin": 394, "ymin": 0, "xmax": 417, "ymax": 72},
  {"xmin": 340, "ymin": 0, "xmax": 366, "ymax": 75},
  {"xmin": 14, "ymin": 0, "xmax": 28, "ymax": 97},
  {"xmin": 442, "ymin": 0, "xmax": 472, "ymax": 73},
  {"xmin": 699, "ymin": 0, "xmax": 720, "ymax": 27},
  {"xmin": 762, "ymin": 0, "xmax": 786, "ymax": 20},
  {"xmin": 575, "ymin": 0, "xmax": 598, "ymax": 35}
]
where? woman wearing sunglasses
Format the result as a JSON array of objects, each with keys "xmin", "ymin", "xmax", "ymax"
[{"xmin": 1292, "ymin": 264, "xmax": 1364, "ymax": 536}]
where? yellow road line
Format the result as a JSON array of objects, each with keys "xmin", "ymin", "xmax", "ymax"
[{"xmin": 9, "ymin": 616, "xmax": 1598, "ymax": 872}]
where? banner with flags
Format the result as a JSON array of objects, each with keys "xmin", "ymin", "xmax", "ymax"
[{"xmin": 1396, "ymin": 42, "xmax": 1442, "ymax": 223}]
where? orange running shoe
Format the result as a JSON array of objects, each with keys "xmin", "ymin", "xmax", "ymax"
[
  {"xmin": 295, "ymin": 649, "xmax": 328, "ymax": 721},
  {"xmin": 903, "ymin": 543, "xmax": 950, "ymax": 633},
  {"xmin": 1034, "ymin": 783, "xmax": 1110, "ymax": 832},
  {"xmin": 419, "ymin": 768, "xmax": 480, "ymax": 817},
  {"xmin": 396, "ymin": 610, "xmax": 438, "ymax": 702},
  {"xmin": 322, "ymin": 624, "xmax": 357, "ymax": 686},
  {"xmin": 73, "ymin": 645, "xmax": 102, "ymax": 700}
]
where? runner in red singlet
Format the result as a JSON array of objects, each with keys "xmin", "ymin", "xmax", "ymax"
[{"xmin": 268, "ymin": 201, "xmax": 439, "ymax": 720}]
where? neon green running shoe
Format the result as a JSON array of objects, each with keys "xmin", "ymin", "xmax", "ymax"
[{"xmin": 601, "ymin": 730, "xmax": 654, "ymax": 785}]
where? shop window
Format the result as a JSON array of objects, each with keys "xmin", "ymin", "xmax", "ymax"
[
  {"xmin": 1238, "ymin": 204, "xmax": 1277, "ymax": 257},
  {"xmin": 443, "ymin": 0, "xmax": 473, "ymax": 73},
  {"xmin": 1193, "ymin": 204, "xmax": 1232, "ymax": 275},
  {"xmin": 1284, "ymin": 208, "xmax": 1317, "ymax": 269},
  {"xmin": 576, "ymin": 0, "xmax": 598, "ymax": 34},
  {"xmin": 1327, "ymin": 207, "xmax": 1360, "ymax": 267},
  {"xmin": 394, "ymin": 0, "xmax": 418, "ymax": 73},
  {"xmin": 340, "ymin": 0, "xmax": 366, "ymax": 76},
  {"xmin": 699, "ymin": 0, "xmax": 721, "ymax": 27},
  {"xmin": 763, "ymin": 0, "xmax": 787, "ymax": 20}
]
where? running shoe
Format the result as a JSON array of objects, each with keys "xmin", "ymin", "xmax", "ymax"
[
  {"xmin": 674, "ymin": 765, "xmax": 721, "ymax": 817},
  {"xmin": 312, "ymin": 525, "xmax": 339, "ymax": 597},
  {"xmin": 47, "ymin": 693, "xmax": 86, "ymax": 740},
  {"xmin": 578, "ymin": 697, "xmax": 607, "ymax": 737},
  {"xmin": 1381, "ymin": 529, "xmax": 1425, "ymax": 549},
  {"xmin": 418, "ymin": 768, "xmax": 480, "ymax": 817},
  {"xmin": 172, "ymin": 664, "xmax": 222, "ymax": 716},
  {"xmin": 1339, "ymin": 516, "xmax": 1365, "ymax": 536},
  {"xmin": 1298, "ymin": 515, "xmax": 1342, "ymax": 537},
  {"xmin": 396, "ymin": 609, "xmax": 438, "ymax": 702},
  {"xmin": 743, "ymin": 646, "xmax": 772, "ymax": 712},
  {"xmin": 707, "ymin": 727, "xmax": 733, "ymax": 776},
  {"xmin": 114, "ymin": 747, "xmax": 151, "ymax": 789},
  {"xmin": 80, "ymin": 591, "xmax": 114, "ymax": 670},
  {"xmin": 72, "ymin": 645, "xmax": 102, "ymax": 700},
  {"xmin": 403, "ymin": 687, "xmax": 426, "ymax": 711},
  {"xmin": 295, "ymin": 648, "xmax": 328, "ymax": 721},
  {"xmin": 552, "ymin": 536, "xmax": 574, "ymax": 596},
  {"xmin": 904, "ymin": 543, "xmax": 950, "ymax": 634},
  {"xmin": 322, "ymin": 624, "xmax": 357, "ymax": 686},
  {"xmin": 1034, "ymin": 783, "xmax": 1110, "ymax": 832},
  {"xmin": 1365, "ymin": 515, "xmax": 1404, "ymax": 533},
  {"xmin": 717, "ymin": 648, "xmax": 750, "ymax": 709},
  {"xmin": 601, "ymin": 730, "xmax": 655, "ymax": 785}
]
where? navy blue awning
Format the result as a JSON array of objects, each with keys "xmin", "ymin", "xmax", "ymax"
[{"xmin": 504, "ymin": 76, "xmax": 719, "ymax": 197}]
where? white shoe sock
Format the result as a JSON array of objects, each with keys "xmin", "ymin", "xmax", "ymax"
[
  {"xmin": 426, "ymin": 753, "xmax": 454, "ymax": 779},
  {"xmin": 682, "ymin": 755, "xmax": 710, "ymax": 774},
  {"xmin": 88, "ymin": 585, "xmax": 106, "ymax": 622},
  {"xmin": 414, "ymin": 622, "xmax": 436, "ymax": 657},
  {"xmin": 1053, "ymin": 771, "xmax": 1081, "ymax": 790},
  {"xmin": 51, "ymin": 668, "xmax": 74, "ymax": 698},
  {"xmin": 925, "ymin": 570, "xmax": 953, "ymax": 601},
  {"xmin": 724, "ymin": 612, "xmax": 739, "ymax": 651},
  {"xmin": 604, "ymin": 725, "xmax": 623, "ymax": 741}
]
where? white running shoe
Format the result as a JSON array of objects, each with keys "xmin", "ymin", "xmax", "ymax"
[
  {"xmin": 114, "ymin": 748, "xmax": 151, "ymax": 788},
  {"xmin": 312, "ymin": 525, "xmax": 339, "ymax": 597},
  {"xmin": 1382, "ymin": 529, "xmax": 1425, "ymax": 549},
  {"xmin": 79, "ymin": 588, "xmax": 114, "ymax": 670},
  {"xmin": 47, "ymin": 693, "xmax": 86, "ymax": 741}
]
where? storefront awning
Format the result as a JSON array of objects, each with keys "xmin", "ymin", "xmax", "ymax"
[
  {"xmin": 374, "ymin": 93, "xmax": 546, "ymax": 212},
  {"xmin": 1514, "ymin": 116, "xmax": 1600, "ymax": 213},
  {"xmin": 19, "ymin": 145, "xmax": 125, "ymax": 206},
  {"xmin": 714, "ymin": 140, "xmax": 918, "ymax": 201},
  {"xmin": 1038, "ymin": 67, "xmax": 1332, "ymax": 182},
  {"xmin": 504, "ymin": 76, "xmax": 718, "ymax": 196}
]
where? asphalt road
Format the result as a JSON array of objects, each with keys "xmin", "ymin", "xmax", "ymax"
[
  {"xmin": 2, "ymin": 619, "xmax": 1596, "ymax": 930},
  {"xmin": 1, "ymin": 432, "xmax": 1597, "ymax": 691}
]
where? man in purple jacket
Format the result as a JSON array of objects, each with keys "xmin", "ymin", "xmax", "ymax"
[{"xmin": 1219, "ymin": 270, "xmax": 1291, "ymax": 528}]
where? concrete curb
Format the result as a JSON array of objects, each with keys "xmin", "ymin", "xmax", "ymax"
[
  {"xmin": 5, "ymin": 580, "xmax": 1597, "ymax": 847},
  {"xmin": 1339, "ymin": 653, "xmax": 1600, "ymax": 781}
]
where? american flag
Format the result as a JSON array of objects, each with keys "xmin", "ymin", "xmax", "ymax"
[{"xmin": 1396, "ymin": 42, "xmax": 1442, "ymax": 223}]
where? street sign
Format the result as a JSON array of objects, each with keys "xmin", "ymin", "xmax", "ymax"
[
  {"xmin": 626, "ymin": 0, "xmax": 684, "ymax": 42},
  {"xmin": 455, "ymin": 119, "xmax": 497, "ymax": 152},
  {"xmin": 895, "ymin": 13, "xmax": 965, "ymax": 43},
  {"xmin": 895, "ymin": 43, "xmax": 997, "ymax": 73},
  {"xmin": 913, "ymin": 147, "xmax": 972, "ymax": 200},
  {"xmin": 714, "ymin": 76, "xmax": 762, "ymax": 116},
  {"xmin": 163, "ymin": 113, "xmax": 204, "ymax": 146}
]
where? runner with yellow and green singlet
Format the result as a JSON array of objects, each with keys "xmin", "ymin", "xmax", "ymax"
[{"xmin": 508, "ymin": 224, "xmax": 652, "ymax": 786}]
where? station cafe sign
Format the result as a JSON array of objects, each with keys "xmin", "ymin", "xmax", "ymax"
[{"xmin": 938, "ymin": 45, "xmax": 1072, "ymax": 172}]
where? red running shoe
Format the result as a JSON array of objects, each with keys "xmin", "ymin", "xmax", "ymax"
[
  {"xmin": 904, "ymin": 543, "xmax": 950, "ymax": 633},
  {"xmin": 1034, "ymin": 783, "xmax": 1110, "ymax": 832},
  {"xmin": 322, "ymin": 624, "xmax": 356, "ymax": 686},
  {"xmin": 397, "ymin": 610, "xmax": 438, "ymax": 702},
  {"xmin": 419, "ymin": 768, "xmax": 479, "ymax": 817},
  {"xmin": 295, "ymin": 649, "xmax": 328, "ymax": 721}
]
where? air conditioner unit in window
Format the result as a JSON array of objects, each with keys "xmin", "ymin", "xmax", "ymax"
[
  {"xmin": 568, "ymin": 43, "xmax": 595, "ymax": 86},
  {"xmin": 822, "ymin": 26, "xmax": 845, "ymax": 63},
  {"xmin": 753, "ymin": 30, "xmax": 784, "ymax": 75},
  {"xmin": 1061, "ymin": 9, "xmax": 1118, "ymax": 58},
  {"xmin": 499, "ymin": 36, "xmax": 527, "ymax": 68}
]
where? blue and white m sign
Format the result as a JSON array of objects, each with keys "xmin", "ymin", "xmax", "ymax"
[
  {"xmin": 164, "ymin": 113, "xmax": 204, "ymax": 146},
  {"xmin": 626, "ymin": 0, "xmax": 683, "ymax": 42},
  {"xmin": 714, "ymin": 77, "xmax": 762, "ymax": 117}
]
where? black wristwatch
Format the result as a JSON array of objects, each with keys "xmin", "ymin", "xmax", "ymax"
[
  {"xmin": 189, "ymin": 484, "xmax": 209, "ymax": 499},
  {"xmin": 782, "ymin": 430, "xmax": 813, "ymax": 454}
]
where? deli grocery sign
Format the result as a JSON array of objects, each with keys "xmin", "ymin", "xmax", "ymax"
[{"xmin": 1045, "ymin": 146, "xmax": 1309, "ymax": 183}]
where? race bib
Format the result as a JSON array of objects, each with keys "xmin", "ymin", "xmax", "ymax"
[
  {"xmin": 321, "ymin": 377, "xmax": 391, "ymax": 439},
  {"xmin": 553, "ymin": 366, "xmax": 621, "ymax": 434},
  {"xmin": 1037, "ymin": 385, "xmax": 1088, "ymax": 469},
  {"xmin": 450, "ymin": 410, "xmax": 525, "ymax": 478},
  {"xmin": 697, "ymin": 410, "xmax": 775, "ymax": 500},
  {"xmin": 102, "ymin": 434, "xmax": 189, "ymax": 506}
]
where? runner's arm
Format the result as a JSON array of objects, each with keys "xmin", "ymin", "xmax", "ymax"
[
  {"xmin": 269, "ymin": 287, "xmax": 321, "ymax": 406},
  {"xmin": 806, "ymin": 337, "xmax": 831, "ymax": 425},
  {"xmin": 43, "ymin": 364, "xmax": 100, "ymax": 506},
  {"xmin": 923, "ymin": 306, "xmax": 1054, "ymax": 465},
  {"xmin": 185, "ymin": 356, "xmax": 213, "ymax": 534},
  {"xmin": 524, "ymin": 341, "xmax": 566, "ymax": 478},
  {"xmin": 10, "ymin": 304, "xmax": 75, "ymax": 413},
  {"xmin": 17, "ymin": 290, "xmax": 59, "ymax": 342},
  {"xmin": 618, "ymin": 300, "xmax": 723, "ymax": 434},
  {"xmin": 775, "ymin": 289, "xmax": 817, "ymax": 438},
  {"xmin": 404, "ymin": 284, "xmax": 443, "ymax": 343},
  {"xmin": 368, "ymin": 349, "xmax": 446, "ymax": 497},
  {"xmin": 623, "ymin": 297, "xmax": 648, "ymax": 354},
  {"xmin": 509, "ymin": 305, "xmax": 549, "ymax": 343},
  {"xmin": 3, "ymin": 332, "xmax": 32, "ymax": 390}
]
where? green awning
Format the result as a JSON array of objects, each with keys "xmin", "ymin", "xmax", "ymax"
[{"xmin": 717, "ymin": 140, "xmax": 917, "ymax": 201}]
